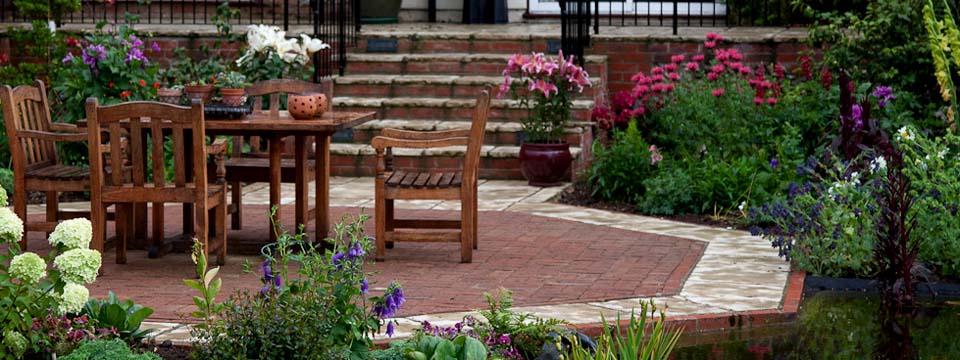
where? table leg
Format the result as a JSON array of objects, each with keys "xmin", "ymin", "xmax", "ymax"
[
  {"xmin": 295, "ymin": 135, "xmax": 308, "ymax": 232},
  {"xmin": 269, "ymin": 136, "xmax": 282, "ymax": 244},
  {"xmin": 315, "ymin": 134, "xmax": 330, "ymax": 245},
  {"xmin": 182, "ymin": 132, "xmax": 194, "ymax": 236}
]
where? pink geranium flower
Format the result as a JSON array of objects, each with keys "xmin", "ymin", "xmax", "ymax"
[
  {"xmin": 671, "ymin": 54, "xmax": 685, "ymax": 63},
  {"xmin": 704, "ymin": 41, "xmax": 716, "ymax": 49},
  {"xmin": 668, "ymin": 72, "xmax": 680, "ymax": 81},
  {"xmin": 685, "ymin": 62, "xmax": 700, "ymax": 71},
  {"xmin": 663, "ymin": 63, "xmax": 678, "ymax": 73},
  {"xmin": 651, "ymin": 66, "xmax": 664, "ymax": 75},
  {"xmin": 754, "ymin": 97, "xmax": 764, "ymax": 105},
  {"xmin": 766, "ymin": 97, "xmax": 778, "ymax": 105},
  {"xmin": 712, "ymin": 88, "xmax": 724, "ymax": 97},
  {"xmin": 707, "ymin": 72, "xmax": 719, "ymax": 81},
  {"xmin": 692, "ymin": 54, "xmax": 705, "ymax": 62}
]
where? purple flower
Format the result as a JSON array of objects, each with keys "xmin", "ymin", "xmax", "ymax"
[
  {"xmin": 871, "ymin": 86, "xmax": 896, "ymax": 108},
  {"xmin": 360, "ymin": 279, "xmax": 369, "ymax": 294},
  {"xmin": 81, "ymin": 44, "xmax": 107, "ymax": 68},
  {"xmin": 273, "ymin": 274, "xmax": 282, "ymax": 288},
  {"xmin": 62, "ymin": 52, "xmax": 74, "ymax": 63},
  {"xmin": 151, "ymin": 42, "xmax": 161, "ymax": 52},
  {"xmin": 769, "ymin": 158, "xmax": 779, "ymax": 168},
  {"xmin": 347, "ymin": 241, "xmax": 364, "ymax": 259},
  {"xmin": 260, "ymin": 260, "xmax": 273, "ymax": 279},
  {"xmin": 386, "ymin": 321, "xmax": 395, "ymax": 337},
  {"xmin": 125, "ymin": 47, "xmax": 145, "ymax": 64},
  {"xmin": 498, "ymin": 334, "xmax": 511, "ymax": 345},
  {"xmin": 331, "ymin": 252, "xmax": 345, "ymax": 267},
  {"xmin": 373, "ymin": 282, "xmax": 405, "ymax": 319}
]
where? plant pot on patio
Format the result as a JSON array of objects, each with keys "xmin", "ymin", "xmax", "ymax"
[
  {"xmin": 519, "ymin": 142, "xmax": 572, "ymax": 187},
  {"xmin": 184, "ymin": 84, "xmax": 214, "ymax": 104}
]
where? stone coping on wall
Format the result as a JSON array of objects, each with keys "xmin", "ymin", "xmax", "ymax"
[{"xmin": 0, "ymin": 22, "xmax": 806, "ymax": 43}]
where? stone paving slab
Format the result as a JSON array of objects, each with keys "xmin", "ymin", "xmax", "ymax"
[{"xmin": 25, "ymin": 177, "xmax": 791, "ymax": 345}]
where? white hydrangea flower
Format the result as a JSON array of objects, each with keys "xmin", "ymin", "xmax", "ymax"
[
  {"xmin": 0, "ymin": 186, "xmax": 8, "ymax": 207},
  {"xmin": 58, "ymin": 282, "xmax": 89, "ymax": 315},
  {"xmin": 48, "ymin": 218, "xmax": 93, "ymax": 250},
  {"xmin": 2, "ymin": 330, "xmax": 26, "ymax": 358},
  {"xmin": 0, "ymin": 207, "xmax": 23, "ymax": 244},
  {"xmin": 54, "ymin": 249, "xmax": 102, "ymax": 284},
  {"xmin": 10, "ymin": 252, "xmax": 46, "ymax": 284}
]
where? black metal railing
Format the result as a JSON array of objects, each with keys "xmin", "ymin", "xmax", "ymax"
[
  {"xmin": 559, "ymin": 0, "xmax": 592, "ymax": 67},
  {"xmin": 0, "ymin": 0, "xmax": 360, "ymax": 79}
]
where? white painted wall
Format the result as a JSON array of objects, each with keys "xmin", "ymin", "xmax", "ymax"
[{"xmin": 398, "ymin": 0, "xmax": 527, "ymax": 23}]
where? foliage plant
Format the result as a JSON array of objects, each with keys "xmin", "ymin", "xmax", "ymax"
[
  {"xmin": 191, "ymin": 211, "xmax": 403, "ymax": 360},
  {"xmin": 55, "ymin": 18, "xmax": 161, "ymax": 125},
  {"xmin": 81, "ymin": 291, "xmax": 155, "ymax": 343},
  {"xmin": 588, "ymin": 33, "xmax": 835, "ymax": 217},
  {"xmin": 472, "ymin": 288, "xmax": 567, "ymax": 358},
  {"xmin": 59, "ymin": 339, "xmax": 160, "ymax": 360},
  {"xmin": 215, "ymin": 71, "xmax": 250, "ymax": 89},
  {"xmin": 563, "ymin": 300, "xmax": 681, "ymax": 360},
  {"xmin": 401, "ymin": 334, "xmax": 487, "ymax": 360},
  {"xmin": 499, "ymin": 51, "xmax": 592, "ymax": 143},
  {"xmin": 12, "ymin": 0, "xmax": 80, "ymax": 24},
  {"xmin": 0, "ymin": 187, "xmax": 107, "ymax": 358},
  {"xmin": 923, "ymin": 0, "xmax": 960, "ymax": 131},
  {"xmin": 800, "ymin": 0, "xmax": 950, "ymax": 131},
  {"xmin": 235, "ymin": 24, "xmax": 330, "ymax": 82}
]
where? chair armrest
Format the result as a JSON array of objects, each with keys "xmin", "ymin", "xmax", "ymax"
[
  {"xmin": 48, "ymin": 123, "xmax": 83, "ymax": 133},
  {"xmin": 206, "ymin": 138, "xmax": 228, "ymax": 156},
  {"xmin": 381, "ymin": 128, "xmax": 471, "ymax": 140},
  {"xmin": 371, "ymin": 136, "xmax": 469, "ymax": 151},
  {"xmin": 17, "ymin": 130, "xmax": 87, "ymax": 142}
]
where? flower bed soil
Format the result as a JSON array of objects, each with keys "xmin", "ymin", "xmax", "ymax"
[{"xmin": 553, "ymin": 182, "xmax": 745, "ymax": 230}]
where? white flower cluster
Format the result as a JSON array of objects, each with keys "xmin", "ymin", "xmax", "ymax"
[
  {"xmin": 237, "ymin": 24, "xmax": 330, "ymax": 66},
  {"xmin": 54, "ymin": 248, "xmax": 102, "ymax": 284},
  {"xmin": 0, "ymin": 207, "xmax": 23, "ymax": 244},
  {"xmin": 0, "ymin": 186, "xmax": 8, "ymax": 207},
  {"xmin": 48, "ymin": 218, "xmax": 93, "ymax": 250},
  {"xmin": 58, "ymin": 282, "xmax": 89, "ymax": 314},
  {"xmin": 869, "ymin": 156, "xmax": 887, "ymax": 173},
  {"xmin": 897, "ymin": 126, "xmax": 914, "ymax": 141},
  {"xmin": 9, "ymin": 252, "xmax": 46, "ymax": 284}
]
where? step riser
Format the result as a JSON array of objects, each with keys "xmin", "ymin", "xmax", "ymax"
[
  {"xmin": 336, "ymin": 82, "xmax": 598, "ymax": 99},
  {"xmin": 330, "ymin": 154, "xmax": 578, "ymax": 180},
  {"xmin": 336, "ymin": 105, "xmax": 592, "ymax": 123},
  {"xmin": 346, "ymin": 128, "xmax": 583, "ymax": 147},
  {"xmin": 348, "ymin": 60, "xmax": 608, "ymax": 79},
  {"xmin": 358, "ymin": 37, "xmax": 555, "ymax": 55}
]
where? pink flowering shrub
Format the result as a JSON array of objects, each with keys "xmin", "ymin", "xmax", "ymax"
[
  {"xmin": 588, "ymin": 33, "xmax": 840, "ymax": 217},
  {"xmin": 500, "ymin": 51, "xmax": 592, "ymax": 143}
]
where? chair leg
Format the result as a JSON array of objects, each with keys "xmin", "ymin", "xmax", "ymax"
[
  {"xmin": 116, "ymin": 204, "xmax": 128, "ymax": 264},
  {"xmin": 375, "ymin": 181, "xmax": 386, "ymax": 262},
  {"xmin": 385, "ymin": 199, "xmax": 394, "ymax": 249},
  {"xmin": 230, "ymin": 181, "xmax": 242, "ymax": 230},
  {"xmin": 460, "ymin": 199, "xmax": 473, "ymax": 264},
  {"xmin": 45, "ymin": 191, "xmax": 58, "ymax": 239},
  {"xmin": 91, "ymin": 202, "xmax": 107, "ymax": 254},
  {"xmin": 473, "ymin": 186, "xmax": 478, "ymax": 250},
  {"xmin": 195, "ymin": 202, "xmax": 210, "ymax": 266},
  {"xmin": 13, "ymin": 178, "xmax": 26, "ymax": 250},
  {"xmin": 216, "ymin": 197, "xmax": 227, "ymax": 266}
]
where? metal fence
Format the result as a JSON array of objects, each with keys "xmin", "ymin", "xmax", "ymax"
[
  {"xmin": 586, "ymin": 0, "xmax": 808, "ymax": 32},
  {"xmin": 0, "ymin": 0, "xmax": 360, "ymax": 78}
]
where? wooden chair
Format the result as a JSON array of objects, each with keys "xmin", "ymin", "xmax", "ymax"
[
  {"xmin": 372, "ymin": 88, "xmax": 491, "ymax": 263},
  {"xmin": 0, "ymin": 80, "xmax": 123, "ymax": 250},
  {"xmin": 223, "ymin": 78, "xmax": 333, "ymax": 230},
  {"xmin": 86, "ymin": 99, "xmax": 228, "ymax": 265}
]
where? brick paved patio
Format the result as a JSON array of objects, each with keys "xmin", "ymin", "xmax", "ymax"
[{"xmin": 25, "ymin": 204, "xmax": 705, "ymax": 321}]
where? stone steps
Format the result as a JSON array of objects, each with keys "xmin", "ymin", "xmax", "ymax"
[
  {"xmin": 348, "ymin": 119, "xmax": 588, "ymax": 146},
  {"xmin": 333, "ymin": 97, "xmax": 595, "ymax": 123},
  {"xmin": 335, "ymin": 74, "xmax": 601, "ymax": 99},
  {"xmin": 346, "ymin": 53, "xmax": 608, "ymax": 79},
  {"xmin": 358, "ymin": 29, "xmax": 564, "ymax": 55},
  {"xmin": 328, "ymin": 143, "xmax": 583, "ymax": 180}
]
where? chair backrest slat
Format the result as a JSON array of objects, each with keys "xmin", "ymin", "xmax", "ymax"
[
  {"xmin": 463, "ymin": 88, "xmax": 492, "ymax": 184},
  {"xmin": 86, "ymin": 100, "xmax": 205, "ymax": 196},
  {"xmin": 0, "ymin": 80, "xmax": 59, "ymax": 169}
]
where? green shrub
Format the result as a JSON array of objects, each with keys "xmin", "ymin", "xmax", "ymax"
[
  {"xmin": 587, "ymin": 121, "xmax": 652, "ymax": 204},
  {"xmin": 82, "ymin": 292, "xmax": 154, "ymax": 343},
  {"xmin": 60, "ymin": 339, "xmax": 159, "ymax": 360}
]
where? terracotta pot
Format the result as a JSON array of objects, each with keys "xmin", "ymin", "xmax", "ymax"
[
  {"xmin": 287, "ymin": 92, "xmax": 321, "ymax": 120},
  {"xmin": 184, "ymin": 84, "xmax": 214, "ymax": 104},
  {"xmin": 156, "ymin": 88, "xmax": 183, "ymax": 105},
  {"xmin": 519, "ymin": 142, "xmax": 572, "ymax": 187},
  {"xmin": 219, "ymin": 88, "xmax": 246, "ymax": 107}
]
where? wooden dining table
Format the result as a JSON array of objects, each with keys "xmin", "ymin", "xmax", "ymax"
[{"xmin": 202, "ymin": 110, "xmax": 376, "ymax": 244}]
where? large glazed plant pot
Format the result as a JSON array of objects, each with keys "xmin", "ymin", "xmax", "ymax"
[
  {"xmin": 519, "ymin": 142, "xmax": 572, "ymax": 187},
  {"xmin": 360, "ymin": 0, "xmax": 402, "ymax": 23}
]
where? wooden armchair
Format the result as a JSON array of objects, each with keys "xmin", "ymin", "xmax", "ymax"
[
  {"xmin": 372, "ymin": 88, "xmax": 491, "ymax": 263},
  {"xmin": 223, "ymin": 78, "xmax": 333, "ymax": 230},
  {"xmin": 86, "ymin": 99, "xmax": 228, "ymax": 265},
  {"xmin": 0, "ymin": 80, "xmax": 122, "ymax": 250}
]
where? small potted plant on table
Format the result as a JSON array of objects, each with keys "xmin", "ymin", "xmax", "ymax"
[
  {"xmin": 171, "ymin": 50, "xmax": 224, "ymax": 104},
  {"xmin": 216, "ymin": 71, "xmax": 250, "ymax": 106},
  {"xmin": 500, "ymin": 51, "xmax": 592, "ymax": 186}
]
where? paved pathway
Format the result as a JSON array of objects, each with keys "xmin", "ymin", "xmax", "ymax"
[{"xmin": 26, "ymin": 177, "xmax": 791, "ymax": 343}]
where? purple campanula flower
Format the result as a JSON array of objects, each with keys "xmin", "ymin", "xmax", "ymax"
[
  {"xmin": 360, "ymin": 279, "xmax": 369, "ymax": 294},
  {"xmin": 386, "ymin": 321, "xmax": 395, "ymax": 337},
  {"xmin": 331, "ymin": 252, "xmax": 345, "ymax": 267},
  {"xmin": 347, "ymin": 241, "xmax": 364, "ymax": 259},
  {"xmin": 769, "ymin": 158, "xmax": 779, "ymax": 168}
]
